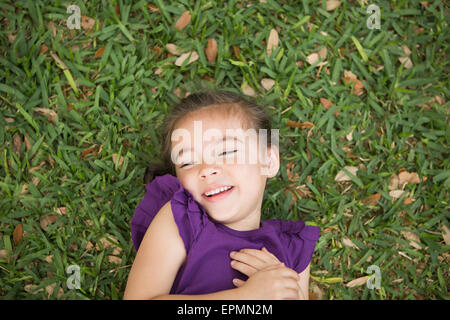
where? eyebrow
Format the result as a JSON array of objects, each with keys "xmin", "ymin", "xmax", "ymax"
[{"xmin": 177, "ymin": 136, "xmax": 243, "ymax": 159}]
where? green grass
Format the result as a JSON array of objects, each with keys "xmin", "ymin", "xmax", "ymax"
[{"xmin": 0, "ymin": 0, "xmax": 449, "ymax": 300}]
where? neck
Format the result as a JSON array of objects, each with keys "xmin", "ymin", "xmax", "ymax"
[{"xmin": 223, "ymin": 209, "xmax": 261, "ymax": 231}]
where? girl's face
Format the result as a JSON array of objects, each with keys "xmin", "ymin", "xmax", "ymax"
[{"xmin": 171, "ymin": 107, "xmax": 279, "ymax": 231}]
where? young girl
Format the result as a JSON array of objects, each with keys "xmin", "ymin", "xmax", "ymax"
[{"xmin": 123, "ymin": 90, "xmax": 320, "ymax": 300}]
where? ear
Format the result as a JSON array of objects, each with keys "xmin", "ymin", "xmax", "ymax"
[{"xmin": 261, "ymin": 144, "xmax": 280, "ymax": 178}]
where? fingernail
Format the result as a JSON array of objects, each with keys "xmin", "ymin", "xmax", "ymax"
[
  {"xmin": 230, "ymin": 260, "xmax": 236, "ymax": 266},
  {"xmin": 230, "ymin": 251, "xmax": 236, "ymax": 258}
]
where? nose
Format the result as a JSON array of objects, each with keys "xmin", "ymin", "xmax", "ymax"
[{"xmin": 199, "ymin": 163, "xmax": 221, "ymax": 179}]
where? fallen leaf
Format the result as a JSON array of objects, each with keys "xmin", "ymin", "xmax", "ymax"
[
  {"xmin": 403, "ymin": 197, "xmax": 415, "ymax": 205},
  {"xmin": 94, "ymin": 46, "xmax": 105, "ymax": 58},
  {"xmin": 24, "ymin": 284, "xmax": 43, "ymax": 294},
  {"xmin": 306, "ymin": 52, "xmax": 319, "ymax": 65},
  {"xmin": 343, "ymin": 70, "xmax": 365, "ymax": 96},
  {"xmin": 320, "ymin": 97, "xmax": 333, "ymax": 109},
  {"xmin": 401, "ymin": 44, "xmax": 412, "ymax": 56},
  {"xmin": 334, "ymin": 166, "xmax": 358, "ymax": 182},
  {"xmin": 40, "ymin": 44, "xmax": 49, "ymax": 54},
  {"xmin": 309, "ymin": 282, "xmax": 324, "ymax": 300},
  {"xmin": 175, "ymin": 50, "xmax": 199, "ymax": 66},
  {"xmin": 434, "ymin": 96, "xmax": 445, "ymax": 105},
  {"xmin": 112, "ymin": 154, "xmax": 124, "ymax": 167},
  {"xmin": 53, "ymin": 207, "xmax": 67, "ymax": 216},
  {"xmin": 286, "ymin": 120, "xmax": 315, "ymax": 129},
  {"xmin": 388, "ymin": 174, "xmax": 399, "ymax": 190},
  {"xmin": 318, "ymin": 47, "xmax": 327, "ymax": 59},
  {"xmin": 241, "ymin": 82, "xmax": 255, "ymax": 96},
  {"xmin": 346, "ymin": 128, "xmax": 353, "ymax": 141},
  {"xmin": 389, "ymin": 189, "xmax": 407, "ymax": 199},
  {"xmin": 81, "ymin": 16, "xmax": 95, "ymax": 31},
  {"xmin": 398, "ymin": 171, "xmax": 422, "ymax": 186},
  {"xmin": 326, "ymin": 0, "xmax": 341, "ymax": 11},
  {"xmin": 398, "ymin": 56, "xmax": 413, "ymax": 69},
  {"xmin": 13, "ymin": 135, "xmax": 22, "ymax": 155},
  {"xmin": 232, "ymin": 46, "xmax": 241, "ymax": 59},
  {"xmin": 261, "ymin": 78, "xmax": 275, "ymax": 91},
  {"xmin": 13, "ymin": 224, "xmax": 23, "ymax": 246},
  {"xmin": 166, "ymin": 43, "xmax": 181, "ymax": 56},
  {"xmin": 48, "ymin": 21, "xmax": 57, "ymax": 38},
  {"xmin": 24, "ymin": 135, "xmax": 32, "ymax": 151},
  {"xmin": 45, "ymin": 283, "xmax": 64, "ymax": 298},
  {"xmin": 266, "ymin": 29, "xmax": 279, "ymax": 57},
  {"xmin": 147, "ymin": 4, "xmax": 160, "ymax": 12},
  {"xmin": 362, "ymin": 193, "xmax": 381, "ymax": 205},
  {"xmin": 81, "ymin": 145, "xmax": 98, "ymax": 160},
  {"xmin": 175, "ymin": 10, "xmax": 191, "ymax": 31},
  {"xmin": 401, "ymin": 231, "xmax": 422, "ymax": 249},
  {"xmin": 205, "ymin": 38, "xmax": 218, "ymax": 62},
  {"xmin": 34, "ymin": 108, "xmax": 58, "ymax": 124},
  {"xmin": 442, "ymin": 225, "xmax": 450, "ymax": 245},
  {"xmin": 342, "ymin": 237, "xmax": 360, "ymax": 250},
  {"xmin": 40, "ymin": 215, "xmax": 59, "ymax": 232},
  {"xmin": 345, "ymin": 276, "xmax": 369, "ymax": 287}
]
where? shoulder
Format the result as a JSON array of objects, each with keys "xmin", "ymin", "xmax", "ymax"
[
  {"xmin": 265, "ymin": 219, "xmax": 320, "ymax": 274},
  {"xmin": 265, "ymin": 219, "xmax": 320, "ymax": 241}
]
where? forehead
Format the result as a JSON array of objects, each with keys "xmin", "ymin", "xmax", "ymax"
[{"xmin": 172, "ymin": 105, "xmax": 250, "ymax": 139}]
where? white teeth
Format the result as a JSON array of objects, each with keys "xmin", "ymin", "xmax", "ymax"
[{"xmin": 205, "ymin": 186, "xmax": 232, "ymax": 196}]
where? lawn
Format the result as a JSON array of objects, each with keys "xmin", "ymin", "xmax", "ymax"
[{"xmin": 0, "ymin": 0, "xmax": 448, "ymax": 299}]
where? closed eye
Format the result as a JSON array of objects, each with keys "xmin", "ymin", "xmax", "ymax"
[
  {"xmin": 180, "ymin": 162, "xmax": 193, "ymax": 168},
  {"xmin": 220, "ymin": 149, "xmax": 237, "ymax": 156}
]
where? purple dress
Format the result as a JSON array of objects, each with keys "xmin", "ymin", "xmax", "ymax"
[{"xmin": 131, "ymin": 174, "xmax": 320, "ymax": 295}]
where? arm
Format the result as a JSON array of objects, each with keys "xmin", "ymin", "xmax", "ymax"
[
  {"xmin": 123, "ymin": 200, "xmax": 242, "ymax": 300},
  {"xmin": 297, "ymin": 263, "xmax": 311, "ymax": 300}
]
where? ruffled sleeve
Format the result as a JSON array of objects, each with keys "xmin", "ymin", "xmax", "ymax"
[
  {"xmin": 130, "ymin": 174, "xmax": 207, "ymax": 253},
  {"xmin": 277, "ymin": 220, "xmax": 320, "ymax": 274}
]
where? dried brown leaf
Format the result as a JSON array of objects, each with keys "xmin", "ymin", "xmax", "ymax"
[
  {"xmin": 34, "ymin": 108, "xmax": 58, "ymax": 124},
  {"xmin": 345, "ymin": 276, "xmax": 369, "ymax": 287},
  {"xmin": 306, "ymin": 53, "xmax": 319, "ymax": 65},
  {"xmin": 326, "ymin": 0, "xmax": 341, "ymax": 11},
  {"xmin": 441, "ymin": 225, "xmax": 450, "ymax": 245},
  {"xmin": 266, "ymin": 29, "xmax": 279, "ymax": 57},
  {"xmin": 205, "ymin": 38, "xmax": 218, "ymax": 63},
  {"xmin": 342, "ymin": 237, "xmax": 360, "ymax": 250},
  {"xmin": 166, "ymin": 43, "xmax": 182, "ymax": 56},
  {"xmin": 13, "ymin": 224, "xmax": 23, "ymax": 246},
  {"xmin": 175, "ymin": 11, "xmax": 191, "ymax": 31},
  {"xmin": 175, "ymin": 50, "xmax": 199, "ymax": 66},
  {"xmin": 81, "ymin": 16, "xmax": 95, "ymax": 31},
  {"xmin": 261, "ymin": 78, "xmax": 275, "ymax": 91},
  {"xmin": 94, "ymin": 46, "xmax": 105, "ymax": 58},
  {"xmin": 320, "ymin": 97, "xmax": 333, "ymax": 109},
  {"xmin": 334, "ymin": 166, "xmax": 358, "ymax": 182}
]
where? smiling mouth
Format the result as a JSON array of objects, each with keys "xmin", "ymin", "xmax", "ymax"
[{"xmin": 202, "ymin": 186, "xmax": 234, "ymax": 202}]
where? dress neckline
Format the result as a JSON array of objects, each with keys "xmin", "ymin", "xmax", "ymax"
[{"xmin": 215, "ymin": 220, "xmax": 271, "ymax": 238}]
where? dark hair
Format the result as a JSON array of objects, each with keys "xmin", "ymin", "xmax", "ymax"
[{"xmin": 144, "ymin": 89, "xmax": 275, "ymax": 184}]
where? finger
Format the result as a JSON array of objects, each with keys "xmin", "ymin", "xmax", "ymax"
[
  {"xmin": 232, "ymin": 278, "xmax": 245, "ymax": 287},
  {"xmin": 230, "ymin": 260, "xmax": 258, "ymax": 277},
  {"xmin": 278, "ymin": 265, "xmax": 300, "ymax": 280},
  {"xmin": 262, "ymin": 247, "xmax": 278, "ymax": 259},
  {"xmin": 282, "ymin": 288, "xmax": 300, "ymax": 300},
  {"xmin": 240, "ymin": 248, "xmax": 279, "ymax": 264},
  {"xmin": 231, "ymin": 251, "xmax": 266, "ymax": 270}
]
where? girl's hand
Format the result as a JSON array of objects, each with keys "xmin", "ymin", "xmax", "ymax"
[
  {"xmin": 233, "ymin": 263, "xmax": 300, "ymax": 300},
  {"xmin": 230, "ymin": 247, "xmax": 281, "ymax": 277}
]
